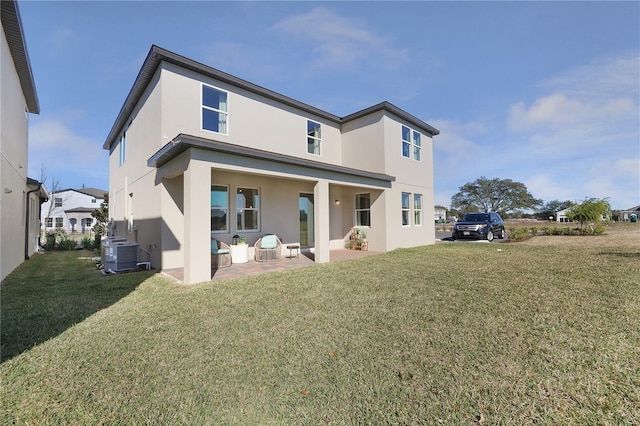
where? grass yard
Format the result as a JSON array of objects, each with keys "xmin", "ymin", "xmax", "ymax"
[{"xmin": 1, "ymin": 228, "xmax": 639, "ymax": 424}]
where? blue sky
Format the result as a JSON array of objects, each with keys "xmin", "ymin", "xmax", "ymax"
[{"xmin": 19, "ymin": 1, "xmax": 639, "ymax": 210}]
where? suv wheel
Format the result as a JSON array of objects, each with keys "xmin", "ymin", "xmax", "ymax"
[{"xmin": 486, "ymin": 231, "xmax": 494, "ymax": 242}]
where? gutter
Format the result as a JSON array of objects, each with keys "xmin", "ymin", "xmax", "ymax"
[{"xmin": 24, "ymin": 181, "xmax": 42, "ymax": 260}]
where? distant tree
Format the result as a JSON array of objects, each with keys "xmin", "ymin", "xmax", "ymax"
[
  {"xmin": 567, "ymin": 198, "xmax": 611, "ymax": 232},
  {"xmin": 450, "ymin": 176, "xmax": 542, "ymax": 216},
  {"xmin": 536, "ymin": 199, "xmax": 574, "ymax": 221},
  {"xmin": 91, "ymin": 193, "xmax": 109, "ymax": 237}
]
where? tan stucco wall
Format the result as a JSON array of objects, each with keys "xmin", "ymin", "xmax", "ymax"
[
  {"xmin": 107, "ymin": 58, "xmax": 438, "ymax": 283},
  {"xmin": 159, "ymin": 62, "xmax": 344, "ymax": 165},
  {"xmin": 1, "ymin": 27, "xmax": 30, "ymax": 281}
]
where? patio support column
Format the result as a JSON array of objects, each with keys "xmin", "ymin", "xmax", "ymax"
[
  {"xmin": 314, "ymin": 179, "xmax": 330, "ymax": 263},
  {"xmin": 183, "ymin": 159, "xmax": 210, "ymax": 284}
]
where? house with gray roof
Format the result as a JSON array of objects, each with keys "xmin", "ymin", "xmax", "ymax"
[{"xmin": 104, "ymin": 45, "xmax": 439, "ymax": 284}]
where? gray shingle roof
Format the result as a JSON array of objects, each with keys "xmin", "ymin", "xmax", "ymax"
[{"xmin": 104, "ymin": 45, "xmax": 439, "ymax": 150}]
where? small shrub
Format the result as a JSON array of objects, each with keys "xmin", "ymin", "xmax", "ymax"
[
  {"xmin": 529, "ymin": 227, "xmax": 538, "ymax": 236},
  {"xmin": 57, "ymin": 236, "xmax": 77, "ymax": 251},
  {"xmin": 44, "ymin": 232, "xmax": 57, "ymax": 251},
  {"xmin": 508, "ymin": 228, "xmax": 531, "ymax": 241},
  {"xmin": 81, "ymin": 236, "xmax": 94, "ymax": 250}
]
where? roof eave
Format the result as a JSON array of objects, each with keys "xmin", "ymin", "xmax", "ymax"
[
  {"xmin": 148, "ymin": 134, "xmax": 396, "ymax": 184},
  {"xmin": 342, "ymin": 101, "xmax": 440, "ymax": 137},
  {"xmin": 1, "ymin": 0, "xmax": 39, "ymax": 114}
]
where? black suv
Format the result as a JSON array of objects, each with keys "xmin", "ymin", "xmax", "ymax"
[{"xmin": 452, "ymin": 212, "xmax": 505, "ymax": 242}]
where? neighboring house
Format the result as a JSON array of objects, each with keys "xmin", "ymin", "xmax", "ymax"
[
  {"xmin": 555, "ymin": 208, "xmax": 572, "ymax": 223},
  {"xmin": 41, "ymin": 188, "xmax": 105, "ymax": 234},
  {"xmin": 1, "ymin": 0, "xmax": 47, "ymax": 282},
  {"xmin": 434, "ymin": 205, "xmax": 447, "ymax": 223},
  {"xmin": 556, "ymin": 207, "xmax": 610, "ymax": 222},
  {"xmin": 619, "ymin": 205, "xmax": 640, "ymax": 222},
  {"xmin": 103, "ymin": 46, "xmax": 440, "ymax": 284}
]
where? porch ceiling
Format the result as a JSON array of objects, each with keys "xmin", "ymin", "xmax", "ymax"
[{"xmin": 148, "ymin": 133, "xmax": 396, "ymax": 187}]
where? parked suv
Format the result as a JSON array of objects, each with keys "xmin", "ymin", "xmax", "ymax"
[{"xmin": 452, "ymin": 212, "xmax": 505, "ymax": 242}]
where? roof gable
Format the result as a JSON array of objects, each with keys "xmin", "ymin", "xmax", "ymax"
[{"xmin": 104, "ymin": 45, "xmax": 439, "ymax": 150}]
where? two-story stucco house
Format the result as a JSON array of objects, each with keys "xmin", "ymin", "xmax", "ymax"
[
  {"xmin": 1, "ymin": 0, "xmax": 47, "ymax": 282},
  {"xmin": 104, "ymin": 46, "xmax": 439, "ymax": 284},
  {"xmin": 40, "ymin": 187, "xmax": 105, "ymax": 234}
]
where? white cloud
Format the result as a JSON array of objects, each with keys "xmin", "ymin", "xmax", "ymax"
[
  {"xmin": 502, "ymin": 53, "xmax": 640, "ymax": 209},
  {"xmin": 28, "ymin": 115, "xmax": 107, "ymax": 188},
  {"xmin": 273, "ymin": 7, "xmax": 407, "ymax": 71}
]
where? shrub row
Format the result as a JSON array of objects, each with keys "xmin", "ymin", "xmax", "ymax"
[
  {"xmin": 43, "ymin": 231, "xmax": 96, "ymax": 251},
  {"xmin": 509, "ymin": 225, "xmax": 606, "ymax": 242}
]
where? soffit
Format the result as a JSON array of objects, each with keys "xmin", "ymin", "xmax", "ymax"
[{"xmin": 1, "ymin": 0, "xmax": 39, "ymax": 113}]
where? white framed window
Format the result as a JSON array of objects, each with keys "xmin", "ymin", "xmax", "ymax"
[
  {"xmin": 401, "ymin": 192, "xmax": 411, "ymax": 226},
  {"xmin": 55, "ymin": 217, "xmax": 64, "ymax": 228},
  {"xmin": 355, "ymin": 193, "xmax": 371, "ymax": 227},
  {"xmin": 202, "ymin": 84, "xmax": 228, "ymax": 134},
  {"xmin": 402, "ymin": 126, "xmax": 422, "ymax": 161},
  {"xmin": 413, "ymin": 132, "xmax": 421, "ymax": 161},
  {"xmin": 401, "ymin": 126, "xmax": 411, "ymax": 158},
  {"xmin": 211, "ymin": 185, "xmax": 229, "ymax": 233},
  {"xmin": 236, "ymin": 187, "xmax": 259, "ymax": 231},
  {"xmin": 45, "ymin": 217, "xmax": 53, "ymax": 228},
  {"xmin": 307, "ymin": 120, "xmax": 321, "ymax": 155},
  {"xmin": 54, "ymin": 197, "xmax": 62, "ymax": 207},
  {"xmin": 413, "ymin": 193, "xmax": 423, "ymax": 226},
  {"xmin": 119, "ymin": 131, "xmax": 126, "ymax": 166}
]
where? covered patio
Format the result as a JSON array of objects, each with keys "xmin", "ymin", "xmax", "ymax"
[{"xmin": 163, "ymin": 248, "xmax": 381, "ymax": 283}]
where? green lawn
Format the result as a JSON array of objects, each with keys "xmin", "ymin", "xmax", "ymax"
[{"xmin": 1, "ymin": 236, "xmax": 639, "ymax": 424}]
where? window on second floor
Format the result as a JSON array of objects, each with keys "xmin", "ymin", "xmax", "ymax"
[
  {"xmin": 54, "ymin": 197, "xmax": 62, "ymax": 207},
  {"xmin": 119, "ymin": 131, "xmax": 126, "ymax": 166},
  {"xmin": 402, "ymin": 126, "xmax": 422, "ymax": 161},
  {"xmin": 202, "ymin": 85, "xmax": 228, "ymax": 135},
  {"xmin": 307, "ymin": 120, "xmax": 321, "ymax": 155}
]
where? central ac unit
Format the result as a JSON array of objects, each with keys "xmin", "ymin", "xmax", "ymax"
[{"xmin": 104, "ymin": 242, "xmax": 139, "ymax": 272}]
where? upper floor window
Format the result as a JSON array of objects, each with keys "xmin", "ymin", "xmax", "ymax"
[
  {"xmin": 413, "ymin": 132, "xmax": 421, "ymax": 161},
  {"xmin": 211, "ymin": 185, "xmax": 229, "ymax": 233},
  {"xmin": 119, "ymin": 131, "xmax": 127, "ymax": 166},
  {"xmin": 237, "ymin": 187, "xmax": 259, "ymax": 231},
  {"xmin": 402, "ymin": 126, "xmax": 411, "ymax": 158},
  {"xmin": 202, "ymin": 85, "xmax": 228, "ymax": 134},
  {"xmin": 355, "ymin": 193, "xmax": 371, "ymax": 227},
  {"xmin": 307, "ymin": 120, "xmax": 321, "ymax": 155},
  {"xmin": 54, "ymin": 197, "xmax": 62, "ymax": 207},
  {"xmin": 402, "ymin": 126, "xmax": 422, "ymax": 161}
]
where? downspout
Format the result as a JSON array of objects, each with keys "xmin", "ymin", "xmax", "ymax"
[{"xmin": 25, "ymin": 181, "xmax": 42, "ymax": 260}]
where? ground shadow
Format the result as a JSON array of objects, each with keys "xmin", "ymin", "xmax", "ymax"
[{"xmin": 0, "ymin": 252, "xmax": 152, "ymax": 363}]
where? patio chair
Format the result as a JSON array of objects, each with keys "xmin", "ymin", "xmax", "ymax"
[
  {"xmin": 211, "ymin": 239, "xmax": 232, "ymax": 268},
  {"xmin": 254, "ymin": 234, "xmax": 282, "ymax": 262}
]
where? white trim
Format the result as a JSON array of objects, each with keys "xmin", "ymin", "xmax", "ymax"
[
  {"xmin": 236, "ymin": 186, "xmax": 260, "ymax": 232},
  {"xmin": 210, "ymin": 184, "xmax": 229, "ymax": 234},
  {"xmin": 201, "ymin": 83, "xmax": 229, "ymax": 136}
]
